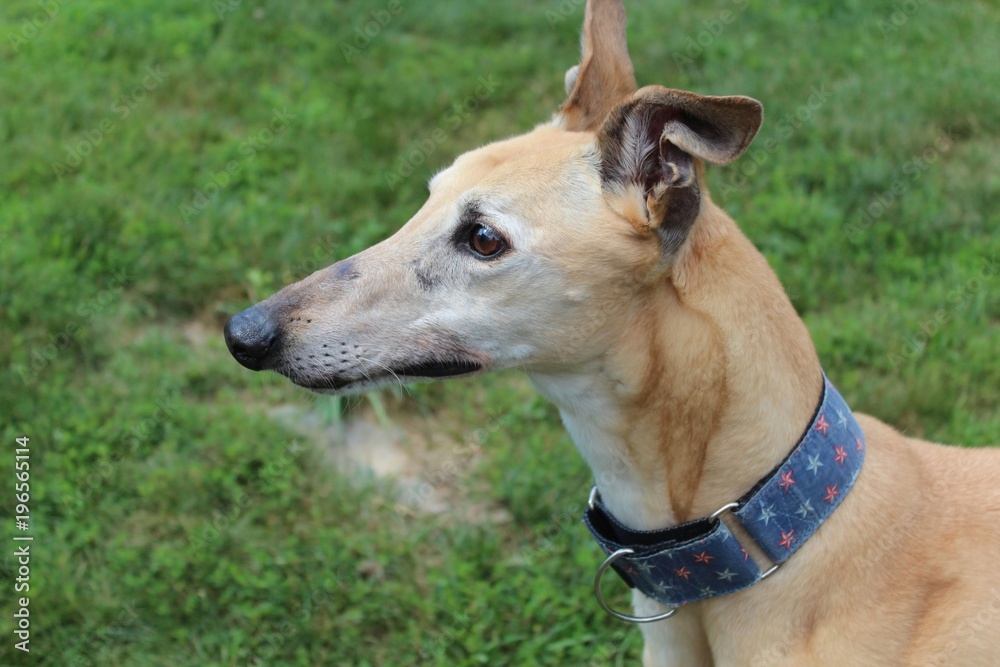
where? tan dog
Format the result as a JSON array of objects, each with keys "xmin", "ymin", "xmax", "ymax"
[{"xmin": 224, "ymin": 1, "xmax": 1000, "ymax": 664}]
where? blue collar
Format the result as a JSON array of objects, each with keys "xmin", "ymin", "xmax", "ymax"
[{"xmin": 584, "ymin": 375, "xmax": 865, "ymax": 621}]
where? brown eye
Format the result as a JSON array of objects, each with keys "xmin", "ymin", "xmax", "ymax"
[{"xmin": 469, "ymin": 224, "xmax": 506, "ymax": 258}]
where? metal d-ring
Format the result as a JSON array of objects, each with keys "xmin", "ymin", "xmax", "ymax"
[
  {"xmin": 760, "ymin": 563, "xmax": 781, "ymax": 579},
  {"xmin": 594, "ymin": 548, "xmax": 679, "ymax": 623},
  {"xmin": 708, "ymin": 501, "xmax": 739, "ymax": 523},
  {"xmin": 707, "ymin": 501, "xmax": 782, "ymax": 580},
  {"xmin": 588, "ymin": 485, "xmax": 599, "ymax": 510}
]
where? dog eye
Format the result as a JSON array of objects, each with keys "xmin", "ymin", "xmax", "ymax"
[{"xmin": 468, "ymin": 224, "xmax": 506, "ymax": 258}]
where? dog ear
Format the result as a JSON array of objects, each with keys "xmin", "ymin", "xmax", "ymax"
[
  {"xmin": 597, "ymin": 86, "xmax": 763, "ymax": 255},
  {"xmin": 559, "ymin": 0, "xmax": 637, "ymax": 132}
]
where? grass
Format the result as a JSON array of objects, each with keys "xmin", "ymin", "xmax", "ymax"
[{"xmin": 1, "ymin": 0, "xmax": 997, "ymax": 665}]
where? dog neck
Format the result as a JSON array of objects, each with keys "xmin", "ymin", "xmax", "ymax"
[{"xmin": 530, "ymin": 201, "xmax": 822, "ymax": 530}]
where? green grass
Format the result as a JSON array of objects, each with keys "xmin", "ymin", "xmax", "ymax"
[{"xmin": 1, "ymin": 0, "xmax": 997, "ymax": 664}]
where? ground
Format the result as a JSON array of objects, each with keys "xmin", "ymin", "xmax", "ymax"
[{"xmin": 0, "ymin": 0, "xmax": 997, "ymax": 665}]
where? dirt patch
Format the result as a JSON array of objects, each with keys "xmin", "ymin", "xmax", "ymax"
[
  {"xmin": 181, "ymin": 318, "xmax": 216, "ymax": 350},
  {"xmin": 268, "ymin": 399, "xmax": 512, "ymax": 526}
]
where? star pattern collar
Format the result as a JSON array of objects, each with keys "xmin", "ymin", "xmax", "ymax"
[{"xmin": 584, "ymin": 374, "xmax": 866, "ymax": 610}]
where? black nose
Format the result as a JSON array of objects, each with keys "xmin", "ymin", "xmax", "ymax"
[{"xmin": 224, "ymin": 306, "xmax": 279, "ymax": 371}]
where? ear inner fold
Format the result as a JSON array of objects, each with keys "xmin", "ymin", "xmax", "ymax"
[
  {"xmin": 650, "ymin": 142, "xmax": 700, "ymax": 256},
  {"xmin": 648, "ymin": 88, "xmax": 764, "ymax": 166},
  {"xmin": 596, "ymin": 86, "xmax": 763, "ymax": 256}
]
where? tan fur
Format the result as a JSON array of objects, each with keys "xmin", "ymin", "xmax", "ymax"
[
  {"xmin": 226, "ymin": 2, "xmax": 1000, "ymax": 664},
  {"xmin": 559, "ymin": 0, "xmax": 636, "ymax": 132}
]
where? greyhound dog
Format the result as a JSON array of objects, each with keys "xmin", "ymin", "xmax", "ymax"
[{"xmin": 224, "ymin": 1, "xmax": 1000, "ymax": 664}]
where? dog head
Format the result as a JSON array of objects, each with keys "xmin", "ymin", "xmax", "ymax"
[{"xmin": 224, "ymin": 0, "xmax": 763, "ymax": 394}]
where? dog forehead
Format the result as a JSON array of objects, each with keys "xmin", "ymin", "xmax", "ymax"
[
  {"xmin": 431, "ymin": 125, "xmax": 595, "ymax": 195},
  {"xmin": 418, "ymin": 127, "xmax": 603, "ymax": 242}
]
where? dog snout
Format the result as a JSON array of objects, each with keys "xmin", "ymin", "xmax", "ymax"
[{"xmin": 224, "ymin": 306, "xmax": 280, "ymax": 371}]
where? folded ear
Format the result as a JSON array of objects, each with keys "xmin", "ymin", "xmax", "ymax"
[
  {"xmin": 597, "ymin": 86, "xmax": 763, "ymax": 255},
  {"xmin": 558, "ymin": 0, "xmax": 637, "ymax": 132}
]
